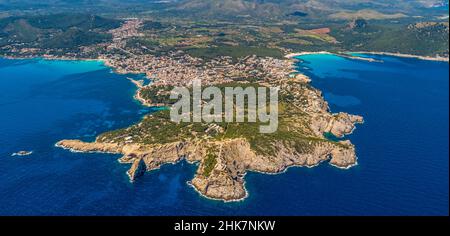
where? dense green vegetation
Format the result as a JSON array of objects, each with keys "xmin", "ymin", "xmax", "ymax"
[
  {"xmin": 43, "ymin": 28, "xmax": 112, "ymax": 49},
  {"xmin": 142, "ymin": 21, "xmax": 168, "ymax": 30},
  {"xmin": 26, "ymin": 14, "xmax": 121, "ymax": 31},
  {"xmin": 139, "ymin": 85, "xmax": 175, "ymax": 105},
  {"xmin": 185, "ymin": 46, "xmax": 284, "ymax": 60},
  {"xmin": 332, "ymin": 22, "xmax": 449, "ymax": 56},
  {"xmin": 0, "ymin": 13, "xmax": 120, "ymax": 50},
  {"xmin": 0, "ymin": 19, "xmax": 40, "ymax": 43},
  {"xmin": 203, "ymin": 150, "xmax": 218, "ymax": 177}
]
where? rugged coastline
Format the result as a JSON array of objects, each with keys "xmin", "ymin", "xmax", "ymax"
[
  {"xmin": 350, "ymin": 51, "xmax": 450, "ymax": 62},
  {"xmin": 56, "ymin": 133, "xmax": 362, "ymax": 202}
]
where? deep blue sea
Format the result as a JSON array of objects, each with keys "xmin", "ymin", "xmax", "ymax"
[{"xmin": 0, "ymin": 55, "xmax": 448, "ymax": 216}]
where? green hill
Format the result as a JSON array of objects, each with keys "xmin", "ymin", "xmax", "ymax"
[{"xmin": 0, "ymin": 13, "xmax": 120, "ymax": 49}]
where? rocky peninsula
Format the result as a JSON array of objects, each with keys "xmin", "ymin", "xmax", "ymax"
[
  {"xmin": 56, "ymin": 55, "xmax": 363, "ymax": 202},
  {"xmin": 11, "ymin": 151, "xmax": 33, "ymax": 157}
]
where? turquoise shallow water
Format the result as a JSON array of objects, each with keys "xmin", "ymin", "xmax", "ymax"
[{"xmin": 0, "ymin": 55, "xmax": 448, "ymax": 215}]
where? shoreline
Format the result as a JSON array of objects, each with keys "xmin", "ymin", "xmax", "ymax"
[
  {"xmin": 188, "ymin": 180, "xmax": 250, "ymax": 203},
  {"xmin": 54, "ymin": 143, "xmax": 120, "ymax": 155},
  {"xmin": 189, "ymin": 154, "xmax": 359, "ymax": 203},
  {"xmin": 125, "ymin": 77, "xmax": 152, "ymax": 107},
  {"xmin": 4, "ymin": 48, "xmax": 448, "ymax": 66},
  {"xmin": 1, "ymin": 55, "xmax": 105, "ymax": 63},
  {"xmin": 126, "ymin": 78, "xmax": 157, "ymax": 107},
  {"xmin": 350, "ymin": 51, "xmax": 449, "ymax": 62},
  {"xmin": 285, "ymin": 51, "xmax": 381, "ymax": 63},
  {"xmin": 285, "ymin": 51, "xmax": 449, "ymax": 62}
]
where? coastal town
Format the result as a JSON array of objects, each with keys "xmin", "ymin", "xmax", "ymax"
[
  {"xmin": 104, "ymin": 51, "xmax": 295, "ymax": 87},
  {"xmin": 99, "ymin": 19, "xmax": 296, "ymax": 89}
]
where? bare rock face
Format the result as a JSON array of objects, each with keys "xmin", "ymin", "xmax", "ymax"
[
  {"xmin": 127, "ymin": 158, "xmax": 147, "ymax": 181},
  {"xmin": 187, "ymin": 138, "xmax": 360, "ymax": 201},
  {"xmin": 329, "ymin": 141, "xmax": 358, "ymax": 168},
  {"xmin": 191, "ymin": 171, "xmax": 247, "ymax": 201},
  {"xmin": 55, "ymin": 140, "xmax": 122, "ymax": 153},
  {"xmin": 311, "ymin": 112, "xmax": 364, "ymax": 138},
  {"xmin": 328, "ymin": 113, "xmax": 364, "ymax": 138},
  {"xmin": 294, "ymin": 73, "xmax": 311, "ymax": 83},
  {"xmin": 190, "ymin": 139, "xmax": 252, "ymax": 201},
  {"xmin": 141, "ymin": 142, "xmax": 187, "ymax": 170}
]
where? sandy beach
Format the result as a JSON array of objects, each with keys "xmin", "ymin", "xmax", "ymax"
[{"xmin": 286, "ymin": 51, "xmax": 449, "ymax": 62}]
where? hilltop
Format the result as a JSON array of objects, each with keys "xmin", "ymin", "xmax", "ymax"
[{"xmin": 1, "ymin": 0, "xmax": 448, "ymax": 20}]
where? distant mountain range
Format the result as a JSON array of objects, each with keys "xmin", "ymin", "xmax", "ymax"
[
  {"xmin": 0, "ymin": 0, "xmax": 448, "ymax": 19},
  {"xmin": 170, "ymin": 0, "xmax": 450, "ymax": 18}
]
